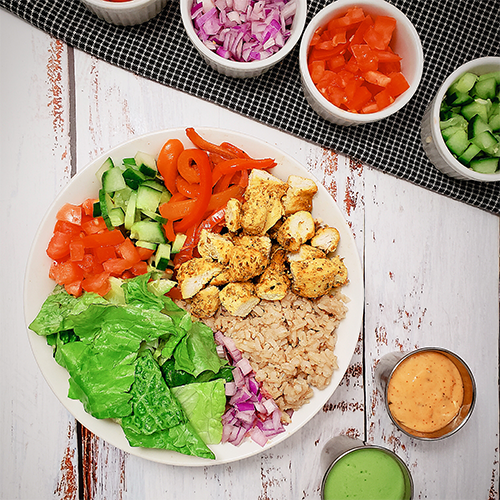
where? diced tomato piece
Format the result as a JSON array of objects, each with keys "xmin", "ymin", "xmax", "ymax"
[
  {"xmin": 350, "ymin": 15, "xmax": 373, "ymax": 44},
  {"xmin": 130, "ymin": 261, "xmax": 149, "ymax": 276},
  {"xmin": 317, "ymin": 70, "xmax": 337, "ymax": 91},
  {"xmin": 69, "ymin": 239, "xmax": 85, "ymax": 262},
  {"xmin": 386, "ymin": 72, "xmax": 410, "ymax": 97},
  {"xmin": 65, "ymin": 280, "xmax": 83, "ymax": 297},
  {"xmin": 326, "ymin": 55, "xmax": 345, "ymax": 71},
  {"xmin": 345, "ymin": 78, "xmax": 363, "ymax": 101},
  {"xmin": 121, "ymin": 270, "xmax": 135, "ymax": 280},
  {"xmin": 166, "ymin": 286, "xmax": 183, "ymax": 300},
  {"xmin": 116, "ymin": 238, "xmax": 141, "ymax": 265},
  {"xmin": 327, "ymin": 7, "xmax": 365, "ymax": 30},
  {"xmin": 373, "ymin": 49, "xmax": 401, "ymax": 62},
  {"xmin": 363, "ymin": 16, "xmax": 396, "ymax": 50},
  {"xmin": 310, "ymin": 29, "xmax": 322, "ymax": 46},
  {"xmin": 374, "ymin": 88, "xmax": 395, "ymax": 110},
  {"xmin": 344, "ymin": 56, "xmax": 359, "ymax": 74},
  {"xmin": 309, "ymin": 60, "xmax": 326, "ymax": 83},
  {"xmin": 378, "ymin": 60, "xmax": 402, "ymax": 73},
  {"xmin": 363, "ymin": 70, "xmax": 391, "ymax": 87},
  {"xmin": 82, "ymin": 229, "xmax": 125, "ymax": 248},
  {"xmin": 94, "ymin": 245, "xmax": 117, "ymax": 263},
  {"xmin": 77, "ymin": 253, "xmax": 95, "ymax": 275},
  {"xmin": 47, "ymin": 231, "xmax": 73, "ymax": 261},
  {"xmin": 309, "ymin": 43, "xmax": 347, "ymax": 61},
  {"xmin": 103, "ymin": 258, "xmax": 133, "ymax": 276},
  {"xmin": 82, "ymin": 199, "xmax": 97, "ymax": 217},
  {"xmin": 52, "ymin": 261, "xmax": 84, "ymax": 285},
  {"xmin": 56, "ymin": 203, "xmax": 82, "ymax": 226},
  {"xmin": 54, "ymin": 220, "xmax": 82, "ymax": 235},
  {"xmin": 361, "ymin": 102, "xmax": 380, "ymax": 114},
  {"xmin": 82, "ymin": 271, "xmax": 110, "ymax": 296},
  {"xmin": 81, "ymin": 217, "xmax": 108, "ymax": 235},
  {"xmin": 347, "ymin": 85, "xmax": 373, "ymax": 111},
  {"xmin": 326, "ymin": 86, "xmax": 347, "ymax": 107},
  {"xmin": 136, "ymin": 246, "xmax": 155, "ymax": 261},
  {"xmin": 350, "ymin": 44, "xmax": 378, "ymax": 72}
]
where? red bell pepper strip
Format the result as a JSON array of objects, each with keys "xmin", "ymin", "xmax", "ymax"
[
  {"xmin": 174, "ymin": 150, "xmax": 213, "ymax": 234},
  {"xmin": 211, "ymin": 158, "xmax": 276, "ymax": 186},
  {"xmin": 157, "ymin": 138, "xmax": 184, "ymax": 194},
  {"xmin": 185, "ymin": 128, "xmax": 240, "ymax": 159},
  {"xmin": 176, "ymin": 176, "xmax": 201, "ymax": 198}
]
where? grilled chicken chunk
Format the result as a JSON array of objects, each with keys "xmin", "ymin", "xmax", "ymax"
[
  {"xmin": 282, "ymin": 175, "xmax": 318, "ymax": 216},
  {"xmin": 276, "ymin": 210, "xmax": 315, "ymax": 252},
  {"xmin": 286, "ymin": 244, "xmax": 326, "ymax": 262},
  {"xmin": 225, "ymin": 198, "xmax": 242, "ymax": 233},
  {"xmin": 211, "ymin": 246, "xmax": 267, "ymax": 286},
  {"xmin": 289, "ymin": 257, "xmax": 345, "ymax": 298},
  {"xmin": 219, "ymin": 282, "xmax": 260, "ymax": 317},
  {"xmin": 176, "ymin": 258, "xmax": 223, "ymax": 299},
  {"xmin": 256, "ymin": 248, "xmax": 290, "ymax": 300},
  {"xmin": 197, "ymin": 229, "xmax": 234, "ymax": 265},
  {"xmin": 189, "ymin": 285, "xmax": 221, "ymax": 319},
  {"xmin": 241, "ymin": 170, "xmax": 287, "ymax": 235},
  {"xmin": 310, "ymin": 226, "xmax": 341, "ymax": 254}
]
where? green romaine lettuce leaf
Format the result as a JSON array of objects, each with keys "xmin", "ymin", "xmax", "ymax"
[
  {"xmin": 171, "ymin": 380, "xmax": 226, "ymax": 445},
  {"xmin": 121, "ymin": 351, "xmax": 215, "ymax": 459},
  {"xmin": 174, "ymin": 321, "xmax": 224, "ymax": 377}
]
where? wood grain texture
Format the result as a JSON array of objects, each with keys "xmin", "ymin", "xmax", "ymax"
[{"xmin": 1, "ymin": 9, "xmax": 498, "ymax": 499}]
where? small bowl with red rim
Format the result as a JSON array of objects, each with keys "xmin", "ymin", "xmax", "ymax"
[
  {"xmin": 80, "ymin": 0, "xmax": 168, "ymax": 26},
  {"xmin": 299, "ymin": 0, "xmax": 423, "ymax": 126},
  {"xmin": 180, "ymin": 0, "xmax": 307, "ymax": 79}
]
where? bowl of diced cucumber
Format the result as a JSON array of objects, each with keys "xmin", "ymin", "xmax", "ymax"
[{"xmin": 421, "ymin": 57, "xmax": 500, "ymax": 181}]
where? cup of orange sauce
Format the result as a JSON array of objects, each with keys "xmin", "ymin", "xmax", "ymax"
[{"xmin": 376, "ymin": 347, "xmax": 476, "ymax": 440}]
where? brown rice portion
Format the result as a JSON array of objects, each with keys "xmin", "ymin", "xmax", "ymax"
[{"xmin": 202, "ymin": 291, "xmax": 348, "ymax": 414}]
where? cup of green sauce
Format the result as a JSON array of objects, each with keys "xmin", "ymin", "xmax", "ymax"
[{"xmin": 321, "ymin": 436, "xmax": 413, "ymax": 500}]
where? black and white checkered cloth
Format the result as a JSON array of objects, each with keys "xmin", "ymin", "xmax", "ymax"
[{"xmin": 2, "ymin": 0, "xmax": 500, "ymax": 214}]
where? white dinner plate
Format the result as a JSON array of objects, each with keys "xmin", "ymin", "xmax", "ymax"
[{"xmin": 24, "ymin": 128, "xmax": 364, "ymax": 466}]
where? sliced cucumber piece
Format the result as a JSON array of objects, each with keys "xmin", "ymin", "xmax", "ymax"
[
  {"xmin": 112, "ymin": 186, "xmax": 134, "ymax": 209},
  {"xmin": 171, "ymin": 233, "xmax": 187, "ymax": 252},
  {"xmin": 468, "ymin": 114, "xmax": 492, "ymax": 139},
  {"xmin": 136, "ymin": 184, "xmax": 163, "ymax": 213},
  {"xmin": 123, "ymin": 167, "xmax": 146, "ymax": 190},
  {"xmin": 470, "ymin": 130, "xmax": 499, "ymax": 153},
  {"xmin": 136, "ymin": 240, "xmax": 158, "ymax": 251},
  {"xmin": 99, "ymin": 188, "xmax": 115, "ymax": 231},
  {"xmin": 478, "ymin": 71, "xmax": 500, "ymax": 85},
  {"xmin": 134, "ymin": 151, "xmax": 158, "ymax": 178},
  {"xmin": 154, "ymin": 243, "xmax": 172, "ymax": 271},
  {"xmin": 442, "ymin": 125, "xmax": 464, "ymax": 141},
  {"xmin": 124, "ymin": 191, "xmax": 138, "ymax": 231},
  {"xmin": 445, "ymin": 91, "xmax": 473, "ymax": 106},
  {"xmin": 461, "ymin": 99, "xmax": 491, "ymax": 122},
  {"xmin": 445, "ymin": 128, "xmax": 469, "ymax": 157},
  {"xmin": 474, "ymin": 77, "xmax": 497, "ymax": 100},
  {"xmin": 102, "ymin": 167, "xmax": 127, "ymax": 194},
  {"xmin": 147, "ymin": 278, "xmax": 176, "ymax": 297},
  {"xmin": 141, "ymin": 209, "xmax": 168, "ymax": 224},
  {"xmin": 108, "ymin": 207, "xmax": 125, "ymax": 227},
  {"xmin": 470, "ymin": 157, "xmax": 499, "ymax": 174},
  {"xmin": 457, "ymin": 143, "xmax": 482, "ymax": 165},
  {"xmin": 141, "ymin": 179, "xmax": 166, "ymax": 192},
  {"xmin": 92, "ymin": 201, "xmax": 102, "ymax": 218},
  {"xmin": 122, "ymin": 157, "xmax": 136, "ymax": 166},
  {"xmin": 95, "ymin": 157, "xmax": 114, "ymax": 182},
  {"xmin": 449, "ymin": 72, "xmax": 478, "ymax": 94},
  {"xmin": 130, "ymin": 220, "xmax": 166, "ymax": 244},
  {"xmin": 440, "ymin": 114, "xmax": 468, "ymax": 130}
]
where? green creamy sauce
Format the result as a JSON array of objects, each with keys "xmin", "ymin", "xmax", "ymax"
[{"xmin": 323, "ymin": 448, "xmax": 407, "ymax": 500}]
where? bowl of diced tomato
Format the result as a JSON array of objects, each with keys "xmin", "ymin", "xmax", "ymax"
[
  {"xmin": 80, "ymin": 0, "xmax": 167, "ymax": 26},
  {"xmin": 299, "ymin": 0, "xmax": 423, "ymax": 126}
]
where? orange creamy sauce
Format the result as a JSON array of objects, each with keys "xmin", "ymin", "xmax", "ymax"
[{"xmin": 387, "ymin": 351, "xmax": 464, "ymax": 433}]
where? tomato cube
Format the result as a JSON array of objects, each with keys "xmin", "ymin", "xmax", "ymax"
[
  {"xmin": 386, "ymin": 72, "xmax": 410, "ymax": 97},
  {"xmin": 82, "ymin": 271, "xmax": 110, "ymax": 296},
  {"xmin": 69, "ymin": 239, "xmax": 86, "ymax": 262},
  {"xmin": 56, "ymin": 203, "xmax": 82, "ymax": 226},
  {"xmin": 47, "ymin": 231, "xmax": 72, "ymax": 261}
]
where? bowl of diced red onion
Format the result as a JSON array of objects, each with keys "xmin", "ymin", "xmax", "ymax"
[{"xmin": 180, "ymin": 0, "xmax": 307, "ymax": 78}]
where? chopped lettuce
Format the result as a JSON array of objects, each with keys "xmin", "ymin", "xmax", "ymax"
[
  {"xmin": 121, "ymin": 351, "xmax": 214, "ymax": 459},
  {"xmin": 172, "ymin": 379, "xmax": 226, "ymax": 445},
  {"xmin": 28, "ymin": 273, "xmax": 227, "ymax": 459}
]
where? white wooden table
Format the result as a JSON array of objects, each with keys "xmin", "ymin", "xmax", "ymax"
[{"xmin": 1, "ymin": 8, "xmax": 499, "ymax": 500}]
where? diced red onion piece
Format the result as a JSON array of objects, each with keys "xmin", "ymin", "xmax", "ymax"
[
  {"xmin": 225, "ymin": 381, "xmax": 237, "ymax": 396},
  {"xmin": 249, "ymin": 426, "xmax": 269, "ymax": 447}
]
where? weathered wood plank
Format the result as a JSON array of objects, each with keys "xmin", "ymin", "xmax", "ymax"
[{"xmin": 0, "ymin": 11, "xmax": 79, "ymax": 500}]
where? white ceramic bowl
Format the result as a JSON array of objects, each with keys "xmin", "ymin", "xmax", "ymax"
[
  {"xmin": 421, "ymin": 57, "xmax": 500, "ymax": 182},
  {"xmin": 180, "ymin": 0, "xmax": 307, "ymax": 78},
  {"xmin": 24, "ymin": 128, "xmax": 364, "ymax": 466},
  {"xmin": 299, "ymin": 0, "xmax": 423, "ymax": 126},
  {"xmin": 81, "ymin": 0, "xmax": 168, "ymax": 26}
]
